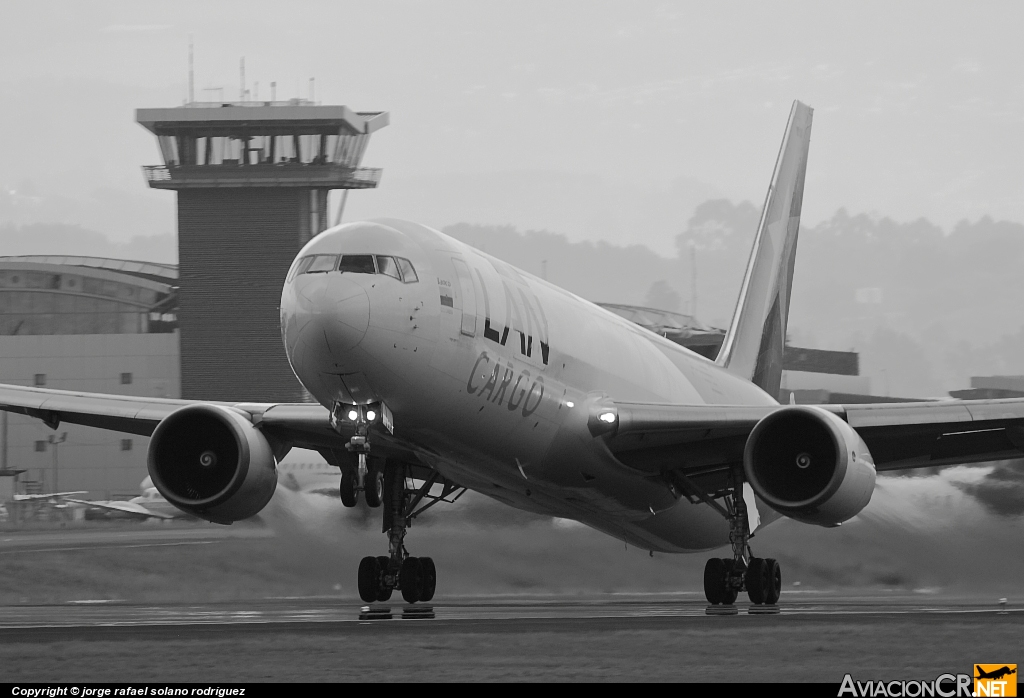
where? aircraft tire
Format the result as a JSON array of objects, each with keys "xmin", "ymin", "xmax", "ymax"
[
  {"xmin": 340, "ymin": 470, "xmax": 358, "ymax": 508},
  {"xmin": 364, "ymin": 468, "xmax": 384, "ymax": 508},
  {"xmin": 358, "ymin": 556, "xmax": 380, "ymax": 603},
  {"xmin": 721, "ymin": 559, "xmax": 738, "ymax": 605},
  {"xmin": 375, "ymin": 556, "xmax": 392, "ymax": 601},
  {"xmin": 746, "ymin": 557, "xmax": 767, "ymax": 604},
  {"xmin": 764, "ymin": 558, "xmax": 781, "ymax": 605},
  {"xmin": 419, "ymin": 557, "xmax": 437, "ymax": 602},
  {"xmin": 703, "ymin": 558, "xmax": 727, "ymax": 604},
  {"xmin": 400, "ymin": 556, "xmax": 423, "ymax": 604}
]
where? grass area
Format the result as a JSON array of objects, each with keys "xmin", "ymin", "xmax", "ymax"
[
  {"xmin": 0, "ymin": 533, "xmax": 348, "ymax": 605},
  {"xmin": 2, "ymin": 472, "xmax": 1022, "ymax": 607},
  {"xmin": 0, "ymin": 489, "xmax": 1021, "ymax": 605},
  {"xmin": 0, "ymin": 617, "xmax": 1019, "ymax": 682}
]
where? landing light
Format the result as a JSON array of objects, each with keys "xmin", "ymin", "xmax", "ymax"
[
  {"xmin": 347, "ymin": 409, "xmax": 359, "ymax": 421},
  {"xmin": 599, "ymin": 412, "xmax": 617, "ymax": 424},
  {"xmin": 566, "ymin": 401, "xmax": 575, "ymax": 408},
  {"xmin": 366, "ymin": 410, "xmax": 377, "ymax": 422}
]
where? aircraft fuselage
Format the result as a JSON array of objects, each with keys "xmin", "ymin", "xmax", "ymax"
[{"xmin": 281, "ymin": 219, "xmax": 780, "ymax": 552}]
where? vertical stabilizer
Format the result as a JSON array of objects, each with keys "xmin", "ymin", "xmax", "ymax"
[{"xmin": 716, "ymin": 101, "xmax": 813, "ymax": 398}]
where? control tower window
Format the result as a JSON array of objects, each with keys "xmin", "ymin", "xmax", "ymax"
[
  {"xmin": 339, "ymin": 255, "xmax": 376, "ymax": 274},
  {"xmin": 305, "ymin": 255, "xmax": 339, "ymax": 274},
  {"xmin": 375, "ymin": 256, "xmax": 401, "ymax": 280},
  {"xmin": 396, "ymin": 257, "xmax": 418, "ymax": 283}
]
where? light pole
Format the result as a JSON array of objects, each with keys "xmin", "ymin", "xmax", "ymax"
[{"xmin": 47, "ymin": 432, "xmax": 67, "ymax": 493}]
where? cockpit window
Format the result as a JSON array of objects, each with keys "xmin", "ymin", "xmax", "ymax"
[
  {"xmin": 375, "ymin": 256, "xmax": 401, "ymax": 280},
  {"xmin": 287, "ymin": 255, "xmax": 315, "ymax": 281},
  {"xmin": 338, "ymin": 255, "xmax": 377, "ymax": 274},
  {"xmin": 305, "ymin": 255, "xmax": 339, "ymax": 273},
  {"xmin": 396, "ymin": 257, "xmax": 418, "ymax": 283}
]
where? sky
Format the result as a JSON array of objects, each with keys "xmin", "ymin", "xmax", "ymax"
[{"xmin": 1, "ymin": 1, "xmax": 1022, "ymax": 253}]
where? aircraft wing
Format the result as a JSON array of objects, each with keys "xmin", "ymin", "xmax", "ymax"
[
  {"xmin": 602, "ymin": 399, "xmax": 1024, "ymax": 480},
  {"xmin": 0, "ymin": 383, "xmax": 365, "ymax": 453},
  {"xmin": 66, "ymin": 498, "xmax": 176, "ymax": 519},
  {"xmin": 0, "ymin": 384, "xmax": 197, "ymax": 436}
]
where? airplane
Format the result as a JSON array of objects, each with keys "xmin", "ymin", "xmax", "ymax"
[
  {"xmin": 65, "ymin": 477, "xmax": 189, "ymax": 520},
  {"xmin": 3, "ymin": 100, "xmax": 1024, "ymax": 607},
  {"xmin": 976, "ymin": 667, "xmax": 1017, "ymax": 681},
  {"xmin": 67, "ymin": 462, "xmax": 333, "ymax": 520},
  {"xmin": 12, "ymin": 491, "xmax": 87, "ymax": 502},
  {"xmin": 276, "ymin": 460, "xmax": 341, "ymax": 497}
]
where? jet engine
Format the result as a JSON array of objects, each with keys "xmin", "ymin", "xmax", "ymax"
[
  {"xmin": 743, "ymin": 405, "xmax": 876, "ymax": 527},
  {"xmin": 147, "ymin": 404, "xmax": 279, "ymax": 523}
]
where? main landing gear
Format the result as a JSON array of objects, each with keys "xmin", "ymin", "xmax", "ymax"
[
  {"xmin": 672, "ymin": 468, "xmax": 781, "ymax": 608},
  {"xmin": 355, "ymin": 464, "xmax": 439, "ymax": 604},
  {"xmin": 331, "ymin": 406, "xmax": 465, "ymax": 604}
]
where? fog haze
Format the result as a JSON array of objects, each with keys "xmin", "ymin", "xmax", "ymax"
[{"xmin": 1, "ymin": 1, "xmax": 1022, "ymax": 251}]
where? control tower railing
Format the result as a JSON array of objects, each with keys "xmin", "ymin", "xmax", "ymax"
[{"xmin": 142, "ymin": 164, "xmax": 382, "ymax": 190}]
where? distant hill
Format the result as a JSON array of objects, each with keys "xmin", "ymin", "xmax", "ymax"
[
  {"xmin": 345, "ymin": 170, "xmax": 721, "ymax": 257},
  {"xmin": 444, "ymin": 222, "xmax": 679, "ymax": 309},
  {"xmin": 675, "ymin": 201, "xmax": 1024, "ymax": 396}
]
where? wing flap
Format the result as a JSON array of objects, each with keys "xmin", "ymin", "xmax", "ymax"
[{"xmin": 844, "ymin": 401, "xmax": 974, "ymax": 429}]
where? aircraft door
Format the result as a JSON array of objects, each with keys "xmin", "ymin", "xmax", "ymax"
[{"xmin": 452, "ymin": 258, "xmax": 477, "ymax": 336}]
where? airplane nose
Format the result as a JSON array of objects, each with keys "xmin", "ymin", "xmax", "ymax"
[
  {"xmin": 284, "ymin": 274, "xmax": 370, "ymax": 370},
  {"xmin": 316, "ymin": 275, "xmax": 370, "ymax": 352}
]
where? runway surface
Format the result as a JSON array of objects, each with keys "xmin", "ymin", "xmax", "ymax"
[
  {"xmin": 0, "ymin": 592, "xmax": 1018, "ymax": 641},
  {"xmin": 0, "ymin": 525, "xmax": 1018, "ymax": 680}
]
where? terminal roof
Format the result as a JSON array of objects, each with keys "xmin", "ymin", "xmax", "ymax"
[{"xmin": 0, "ymin": 256, "xmax": 178, "ymax": 284}]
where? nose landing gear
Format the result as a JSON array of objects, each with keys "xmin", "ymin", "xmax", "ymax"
[{"xmin": 333, "ymin": 404, "xmax": 384, "ymax": 508}]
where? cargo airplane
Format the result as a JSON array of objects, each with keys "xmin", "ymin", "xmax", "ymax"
[
  {"xmin": 4, "ymin": 101, "xmax": 1022, "ymax": 606},
  {"xmin": 67, "ymin": 477, "xmax": 188, "ymax": 520}
]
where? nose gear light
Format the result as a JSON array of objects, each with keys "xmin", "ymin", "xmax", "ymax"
[{"xmin": 329, "ymin": 401, "xmax": 395, "ymax": 435}]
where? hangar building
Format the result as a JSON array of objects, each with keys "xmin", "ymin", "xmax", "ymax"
[{"xmin": 0, "ymin": 256, "xmax": 179, "ymax": 498}]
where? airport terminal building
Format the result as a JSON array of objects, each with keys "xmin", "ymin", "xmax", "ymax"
[{"xmin": 0, "ymin": 256, "xmax": 180, "ymax": 497}]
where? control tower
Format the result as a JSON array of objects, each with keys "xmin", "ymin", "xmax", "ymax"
[{"xmin": 137, "ymin": 101, "xmax": 389, "ymax": 402}]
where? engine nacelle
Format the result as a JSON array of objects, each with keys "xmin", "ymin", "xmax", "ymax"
[
  {"xmin": 147, "ymin": 404, "xmax": 279, "ymax": 523},
  {"xmin": 743, "ymin": 405, "xmax": 876, "ymax": 527}
]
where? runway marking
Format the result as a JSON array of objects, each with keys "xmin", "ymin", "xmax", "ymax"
[
  {"xmin": 0, "ymin": 603, "xmax": 1018, "ymax": 630},
  {"xmin": 0, "ymin": 540, "xmax": 220, "ymax": 554}
]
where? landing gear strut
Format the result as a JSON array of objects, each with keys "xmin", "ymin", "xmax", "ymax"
[
  {"xmin": 674, "ymin": 468, "xmax": 781, "ymax": 607},
  {"xmin": 355, "ymin": 462, "xmax": 462, "ymax": 604},
  {"xmin": 337, "ymin": 406, "xmax": 383, "ymax": 509},
  {"xmin": 328, "ymin": 402, "xmax": 463, "ymax": 604}
]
